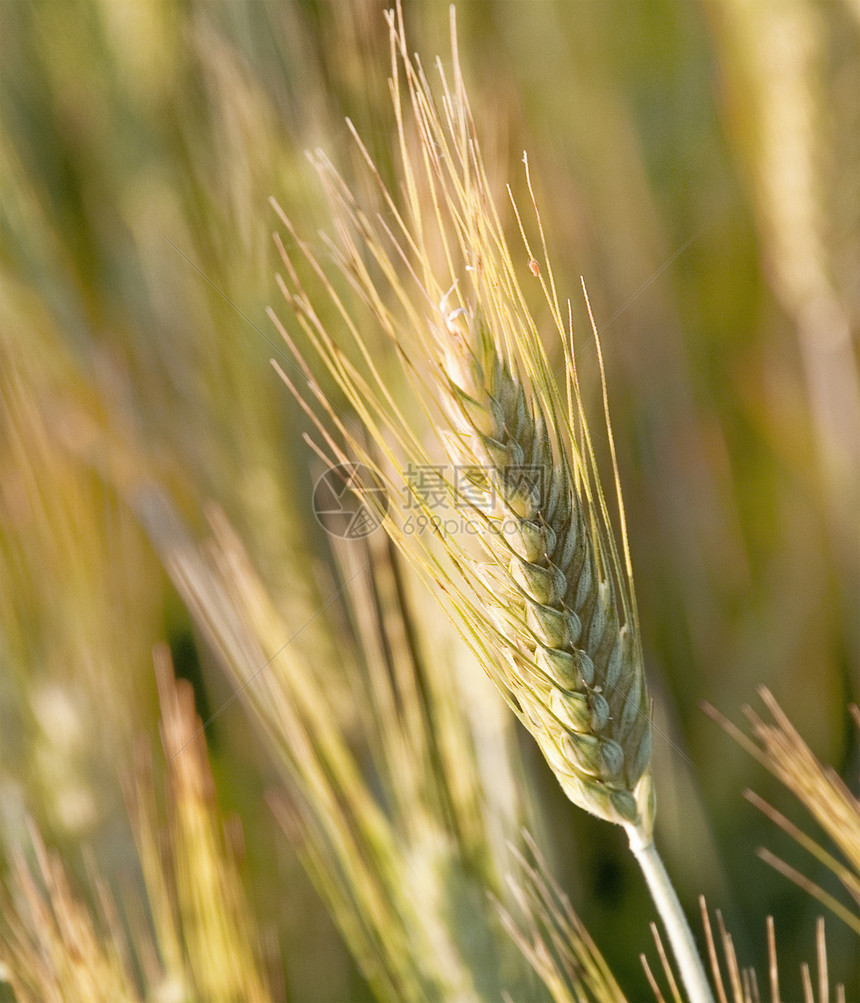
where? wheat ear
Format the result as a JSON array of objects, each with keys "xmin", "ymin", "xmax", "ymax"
[
  {"xmin": 439, "ymin": 303, "xmax": 653, "ymax": 829},
  {"xmin": 271, "ymin": 4, "xmax": 714, "ymax": 1000},
  {"xmin": 438, "ymin": 303, "xmax": 712, "ymax": 1003}
]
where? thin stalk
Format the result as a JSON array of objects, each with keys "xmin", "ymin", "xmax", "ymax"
[{"xmin": 625, "ymin": 824, "xmax": 715, "ymax": 1003}]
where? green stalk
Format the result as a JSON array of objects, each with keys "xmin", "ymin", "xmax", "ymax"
[{"xmin": 626, "ymin": 824, "xmax": 715, "ymax": 1003}]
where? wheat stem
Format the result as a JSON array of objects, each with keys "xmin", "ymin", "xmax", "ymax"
[{"xmin": 626, "ymin": 824, "xmax": 715, "ymax": 1003}]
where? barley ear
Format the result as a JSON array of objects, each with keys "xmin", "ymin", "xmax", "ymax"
[
  {"xmin": 271, "ymin": 4, "xmax": 713, "ymax": 999},
  {"xmin": 439, "ymin": 306, "xmax": 654, "ymax": 834}
]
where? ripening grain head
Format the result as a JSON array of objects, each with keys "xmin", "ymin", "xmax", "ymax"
[{"xmin": 270, "ymin": 2, "xmax": 653, "ymax": 834}]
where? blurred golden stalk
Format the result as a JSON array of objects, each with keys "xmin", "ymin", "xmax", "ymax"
[{"xmin": 0, "ymin": 647, "xmax": 273, "ymax": 1003}]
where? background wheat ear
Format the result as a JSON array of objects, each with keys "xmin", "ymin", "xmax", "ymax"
[
  {"xmin": 0, "ymin": 646, "xmax": 274, "ymax": 1003},
  {"xmin": 706, "ymin": 691, "xmax": 860, "ymax": 939},
  {"xmin": 645, "ymin": 901, "xmax": 848, "ymax": 1003}
]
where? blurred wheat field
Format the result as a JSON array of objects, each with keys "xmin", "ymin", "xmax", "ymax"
[{"xmin": 1, "ymin": 2, "xmax": 858, "ymax": 1001}]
